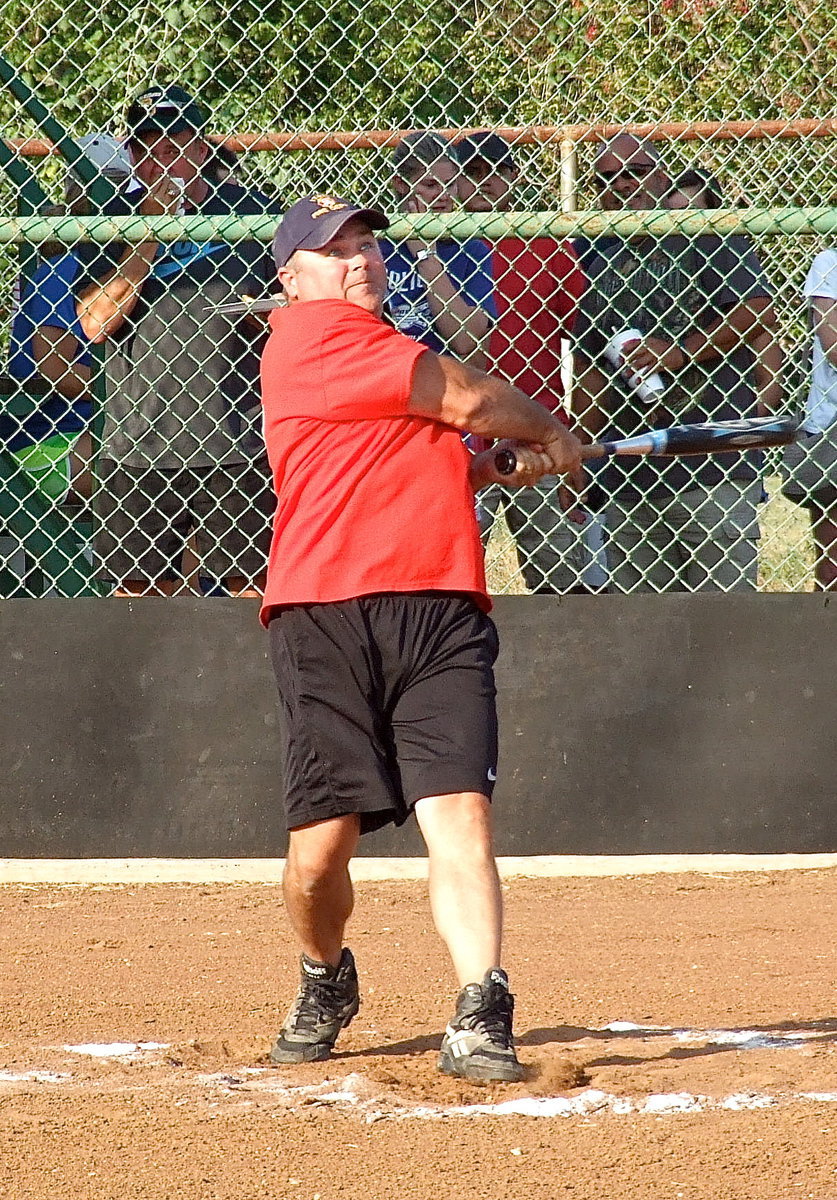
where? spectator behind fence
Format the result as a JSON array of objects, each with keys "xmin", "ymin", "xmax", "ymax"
[
  {"xmin": 381, "ymin": 132, "xmax": 496, "ymax": 370},
  {"xmin": 205, "ymin": 142, "xmax": 243, "ymax": 187},
  {"xmin": 75, "ymin": 84, "xmax": 279, "ymax": 597},
  {"xmin": 4, "ymin": 133, "xmax": 133, "ymax": 506},
  {"xmin": 665, "ymin": 168, "xmax": 782, "ymax": 416},
  {"xmin": 780, "ymin": 249, "xmax": 837, "ymax": 589},
  {"xmin": 453, "ymin": 131, "xmax": 604, "ymax": 593},
  {"xmin": 570, "ymin": 131, "xmax": 651, "ymax": 271},
  {"xmin": 572, "ymin": 133, "xmax": 778, "ymax": 592}
]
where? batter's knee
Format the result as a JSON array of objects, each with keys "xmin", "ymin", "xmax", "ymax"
[
  {"xmin": 415, "ymin": 792, "xmax": 496, "ymax": 864},
  {"xmin": 285, "ymin": 814, "xmax": 360, "ymax": 886}
]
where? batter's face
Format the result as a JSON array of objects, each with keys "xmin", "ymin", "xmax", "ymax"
[{"xmin": 279, "ymin": 218, "xmax": 387, "ymax": 316}]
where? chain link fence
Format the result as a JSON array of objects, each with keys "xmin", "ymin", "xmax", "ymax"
[{"xmin": 1, "ymin": 0, "xmax": 835, "ymax": 597}]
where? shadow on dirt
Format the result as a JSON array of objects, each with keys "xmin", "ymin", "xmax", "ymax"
[
  {"xmin": 517, "ymin": 1016, "xmax": 837, "ymax": 1064},
  {"xmin": 333, "ymin": 1017, "xmax": 837, "ymax": 1064}
]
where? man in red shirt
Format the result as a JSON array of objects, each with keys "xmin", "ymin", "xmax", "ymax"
[
  {"xmin": 261, "ymin": 193, "xmax": 582, "ymax": 1083},
  {"xmin": 453, "ymin": 132, "xmax": 602, "ymax": 592}
]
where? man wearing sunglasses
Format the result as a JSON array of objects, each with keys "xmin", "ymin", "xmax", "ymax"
[
  {"xmin": 594, "ymin": 135, "xmax": 670, "ymax": 212},
  {"xmin": 575, "ymin": 135, "xmax": 669, "ymax": 270},
  {"xmin": 571, "ymin": 134, "xmax": 777, "ymax": 593}
]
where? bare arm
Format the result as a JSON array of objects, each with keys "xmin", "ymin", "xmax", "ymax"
[
  {"xmin": 406, "ymin": 239, "xmax": 490, "ymax": 368},
  {"xmin": 682, "ymin": 295, "xmax": 778, "ymax": 363},
  {"xmin": 409, "ymin": 350, "xmax": 582, "ymax": 479},
  {"xmin": 570, "ymin": 356, "xmax": 611, "ymax": 443},
  {"xmin": 32, "ymin": 327, "xmax": 92, "ymax": 400},
  {"xmin": 75, "ymin": 177, "xmax": 182, "ymax": 344},
  {"xmin": 750, "ymin": 330, "xmax": 783, "ymax": 414},
  {"xmin": 624, "ymin": 296, "xmax": 778, "ymax": 376},
  {"xmin": 811, "ymin": 295, "xmax": 837, "ymax": 367},
  {"xmin": 76, "ymin": 242, "xmax": 160, "ymax": 343}
]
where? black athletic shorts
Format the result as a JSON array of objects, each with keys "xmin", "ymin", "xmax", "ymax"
[{"xmin": 268, "ymin": 592, "xmax": 499, "ymax": 835}]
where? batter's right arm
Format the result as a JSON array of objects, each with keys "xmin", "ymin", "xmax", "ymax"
[{"xmin": 409, "ymin": 350, "xmax": 583, "ymax": 479}]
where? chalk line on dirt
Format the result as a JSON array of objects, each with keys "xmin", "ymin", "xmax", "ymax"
[
  {"xmin": 2, "ymin": 1019, "xmax": 833, "ymax": 1124},
  {"xmin": 3, "ymin": 1061, "xmax": 836, "ymax": 1123}
]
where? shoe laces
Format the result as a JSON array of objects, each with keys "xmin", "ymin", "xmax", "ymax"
[
  {"xmin": 464, "ymin": 988, "xmax": 514, "ymax": 1048},
  {"xmin": 293, "ymin": 976, "xmax": 349, "ymax": 1031}
]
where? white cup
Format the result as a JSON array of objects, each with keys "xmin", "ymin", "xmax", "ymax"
[
  {"xmin": 166, "ymin": 173, "xmax": 188, "ymax": 216},
  {"xmin": 603, "ymin": 328, "xmax": 665, "ymax": 404}
]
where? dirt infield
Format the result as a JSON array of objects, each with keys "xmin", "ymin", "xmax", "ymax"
[{"xmin": 1, "ymin": 870, "xmax": 835, "ymax": 1200}]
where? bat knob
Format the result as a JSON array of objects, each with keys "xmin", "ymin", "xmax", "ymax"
[{"xmin": 494, "ymin": 448, "xmax": 517, "ymax": 475}]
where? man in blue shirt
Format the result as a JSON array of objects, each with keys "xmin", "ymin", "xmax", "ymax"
[
  {"xmin": 381, "ymin": 132, "xmax": 496, "ymax": 371},
  {"xmin": 5, "ymin": 133, "xmax": 132, "ymax": 503},
  {"xmin": 6, "ymin": 253, "xmax": 93, "ymax": 502}
]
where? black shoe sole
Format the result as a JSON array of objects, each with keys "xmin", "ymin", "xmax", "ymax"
[
  {"xmin": 268, "ymin": 1000, "xmax": 359, "ymax": 1065},
  {"xmin": 269, "ymin": 1039, "xmax": 336, "ymax": 1064},
  {"xmin": 438, "ymin": 1049, "xmax": 525, "ymax": 1084}
]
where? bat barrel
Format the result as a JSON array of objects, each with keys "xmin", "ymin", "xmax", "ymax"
[{"xmin": 663, "ymin": 416, "xmax": 798, "ymax": 454}]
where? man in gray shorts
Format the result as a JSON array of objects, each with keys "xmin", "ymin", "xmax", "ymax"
[
  {"xmin": 259, "ymin": 194, "xmax": 583, "ymax": 1083},
  {"xmin": 76, "ymin": 84, "xmax": 278, "ymax": 595}
]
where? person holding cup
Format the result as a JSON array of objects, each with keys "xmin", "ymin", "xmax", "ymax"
[
  {"xmin": 664, "ymin": 170, "xmax": 782, "ymax": 417},
  {"xmin": 570, "ymin": 134, "xmax": 779, "ymax": 593}
]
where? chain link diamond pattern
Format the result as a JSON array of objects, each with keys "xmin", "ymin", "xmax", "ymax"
[{"xmin": 0, "ymin": 0, "xmax": 835, "ymax": 594}]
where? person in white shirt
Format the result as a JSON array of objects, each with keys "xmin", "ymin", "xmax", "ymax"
[{"xmin": 782, "ymin": 249, "xmax": 837, "ymax": 590}]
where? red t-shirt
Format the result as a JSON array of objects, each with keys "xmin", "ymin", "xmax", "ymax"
[
  {"xmin": 489, "ymin": 236, "xmax": 585, "ymax": 417},
  {"xmin": 259, "ymin": 299, "xmax": 489, "ymax": 625},
  {"xmin": 468, "ymin": 237, "xmax": 585, "ymax": 455}
]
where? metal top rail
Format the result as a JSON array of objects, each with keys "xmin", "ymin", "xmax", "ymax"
[
  {"xmin": 2, "ymin": 207, "xmax": 837, "ymax": 245},
  {"xmin": 9, "ymin": 118, "xmax": 837, "ymax": 158}
]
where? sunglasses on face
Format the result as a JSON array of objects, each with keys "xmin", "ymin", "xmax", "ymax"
[{"xmin": 595, "ymin": 164, "xmax": 656, "ymax": 186}]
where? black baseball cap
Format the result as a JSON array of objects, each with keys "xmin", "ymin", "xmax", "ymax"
[
  {"xmin": 392, "ymin": 131, "xmax": 453, "ymax": 174},
  {"xmin": 272, "ymin": 194, "xmax": 389, "ymax": 270},
  {"xmin": 454, "ymin": 131, "xmax": 518, "ymax": 172},
  {"xmin": 126, "ymin": 85, "xmax": 209, "ymax": 140}
]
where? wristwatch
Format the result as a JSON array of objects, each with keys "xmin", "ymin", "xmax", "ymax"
[{"xmin": 413, "ymin": 245, "xmax": 438, "ymax": 264}]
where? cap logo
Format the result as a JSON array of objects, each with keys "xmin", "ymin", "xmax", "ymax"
[{"xmin": 311, "ymin": 194, "xmax": 348, "ymax": 219}]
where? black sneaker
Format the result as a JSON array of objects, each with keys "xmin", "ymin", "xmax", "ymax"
[
  {"xmin": 438, "ymin": 968, "xmax": 524, "ymax": 1083},
  {"xmin": 269, "ymin": 948, "xmax": 360, "ymax": 1064}
]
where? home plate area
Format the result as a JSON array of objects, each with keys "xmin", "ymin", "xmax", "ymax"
[
  {"xmin": 2, "ymin": 1016, "xmax": 836, "ymax": 1124},
  {"xmin": 2, "ymin": 873, "xmax": 836, "ymax": 1199}
]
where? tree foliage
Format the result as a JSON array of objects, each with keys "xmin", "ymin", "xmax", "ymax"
[
  {"xmin": 0, "ymin": 0, "xmax": 834, "ymax": 209},
  {"xmin": 1, "ymin": 0, "xmax": 832, "ymax": 134}
]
